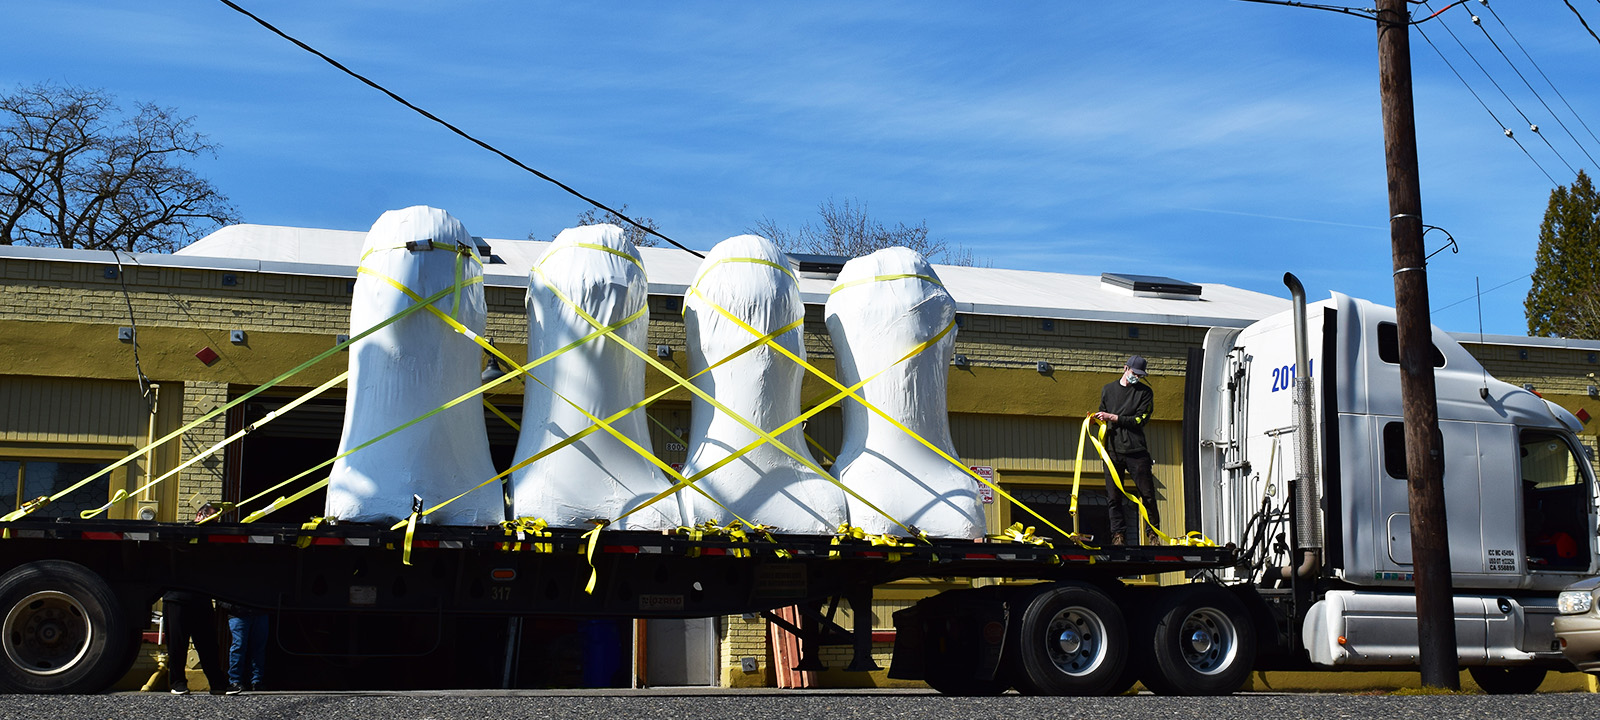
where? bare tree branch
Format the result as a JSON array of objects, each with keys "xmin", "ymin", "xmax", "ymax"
[
  {"xmin": 748, "ymin": 196, "xmax": 984, "ymax": 266},
  {"xmin": 0, "ymin": 82, "xmax": 240, "ymax": 252},
  {"xmin": 535, "ymin": 203, "xmax": 661, "ymax": 248}
]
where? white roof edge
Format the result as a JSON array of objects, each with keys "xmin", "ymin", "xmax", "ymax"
[
  {"xmin": 4, "ymin": 233, "xmax": 1285, "ymax": 329},
  {"xmin": 1450, "ymin": 331, "xmax": 1600, "ymax": 350}
]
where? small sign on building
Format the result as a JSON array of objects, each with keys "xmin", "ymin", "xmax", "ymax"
[{"xmin": 971, "ymin": 466, "xmax": 995, "ymax": 503}]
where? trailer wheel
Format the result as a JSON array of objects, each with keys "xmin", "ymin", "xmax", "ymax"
[
  {"xmin": 1142, "ymin": 585, "xmax": 1254, "ymax": 696},
  {"xmin": 1009, "ymin": 584, "xmax": 1127, "ymax": 696},
  {"xmin": 1467, "ymin": 666, "xmax": 1546, "ymax": 695},
  {"xmin": 0, "ymin": 561, "xmax": 133, "ymax": 693}
]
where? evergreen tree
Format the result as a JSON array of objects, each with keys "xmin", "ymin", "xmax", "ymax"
[{"xmin": 1526, "ymin": 170, "xmax": 1600, "ymax": 338}]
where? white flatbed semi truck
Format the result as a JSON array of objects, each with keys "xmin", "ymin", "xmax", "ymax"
[{"xmin": 1, "ymin": 275, "xmax": 1592, "ymax": 695}]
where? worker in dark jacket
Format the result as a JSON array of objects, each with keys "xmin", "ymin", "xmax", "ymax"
[
  {"xmin": 165, "ymin": 504, "xmax": 226, "ymax": 694},
  {"xmin": 1093, "ymin": 355, "xmax": 1159, "ymax": 545}
]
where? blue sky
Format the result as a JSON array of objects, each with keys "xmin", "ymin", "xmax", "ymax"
[{"xmin": 6, "ymin": 1, "xmax": 1598, "ymax": 336}]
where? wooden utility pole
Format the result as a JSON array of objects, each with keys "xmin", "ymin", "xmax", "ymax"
[{"xmin": 1375, "ymin": 0, "xmax": 1459, "ymax": 689}]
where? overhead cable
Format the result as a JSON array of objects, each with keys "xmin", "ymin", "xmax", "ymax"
[
  {"xmin": 1431, "ymin": 271, "xmax": 1531, "ymax": 314},
  {"xmin": 1565, "ymin": 0, "xmax": 1600, "ymax": 46},
  {"xmin": 1229, "ymin": 0, "xmax": 1377, "ymax": 21},
  {"xmin": 1480, "ymin": 1, "xmax": 1600, "ymax": 152},
  {"xmin": 1423, "ymin": 3, "xmax": 1575, "ymax": 177},
  {"xmin": 1464, "ymin": 4, "xmax": 1598, "ymax": 169},
  {"xmin": 1415, "ymin": 22, "xmax": 1558, "ymax": 185},
  {"xmin": 214, "ymin": 0, "xmax": 704, "ymax": 258}
]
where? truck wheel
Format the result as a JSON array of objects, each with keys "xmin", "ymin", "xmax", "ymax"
[
  {"xmin": 1009, "ymin": 584, "xmax": 1127, "ymax": 696},
  {"xmin": 1142, "ymin": 585, "xmax": 1254, "ymax": 696},
  {"xmin": 0, "ymin": 561, "xmax": 133, "ymax": 693},
  {"xmin": 1467, "ymin": 666, "xmax": 1546, "ymax": 695}
]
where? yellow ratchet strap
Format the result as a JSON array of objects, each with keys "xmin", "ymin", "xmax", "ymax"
[
  {"xmin": 1080, "ymin": 416, "xmax": 1217, "ymax": 546},
  {"xmin": 582, "ymin": 519, "xmax": 607, "ymax": 594},
  {"xmin": 677, "ymin": 280, "xmax": 931, "ymax": 538},
  {"xmin": 82, "ymin": 370, "xmax": 351, "ymax": 520},
  {"xmin": 692, "ymin": 277, "xmax": 1080, "ymax": 548},
  {"xmin": 827, "ymin": 273, "xmax": 942, "ymax": 295},
  {"xmin": 296, "ymin": 517, "xmax": 327, "ymax": 548},
  {"xmin": 533, "ymin": 266, "xmax": 918, "ymax": 542},
  {"xmin": 2, "ymin": 280, "xmax": 463, "ymax": 523},
  {"xmin": 688, "ymin": 256, "xmax": 794, "ymax": 291},
  {"xmin": 229, "ymin": 283, "xmax": 644, "ymax": 525},
  {"xmin": 829, "ymin": 524, "xmax": 917, "ymax": 562},
  {"xmin": 80, "ymin": 489, "xmax": 130, "ymax": 521},
  {"xmin": 388, "ymin": 246, "xmax": 781, "ymax": 541},
  {"xmin": 994, "ymin": 522, "xmax": 1053, "ymax": 548},
  {"xmin": 403, "ymin": 498, "xmax": 421, "ymax": 566},
  {"xmin": 500, "ymin": 517, "xmax": 552, "ymax": 553},
  {"xmin": 483, "ymin": 398, "xmax": 520, "ymax": 431}
]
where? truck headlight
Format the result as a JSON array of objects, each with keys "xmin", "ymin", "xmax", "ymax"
[{"xmin": 1558, "ymin": 590, "xmax": 1594, "ymax": 615}]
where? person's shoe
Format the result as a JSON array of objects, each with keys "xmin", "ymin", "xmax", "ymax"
[
  {"xmin": 1110, "ymin": 532, "xmax": 1126, "ymax": 546},
  {"xmin": 169, "ymin": 685, "xmax": 189, "ymax": 695},
  {"xmin": 225, "ymin": 683, "xmax": 245, "ymax": 695}
]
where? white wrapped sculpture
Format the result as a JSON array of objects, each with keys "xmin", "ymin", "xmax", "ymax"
[
  {"xmin": 509, "ymin": 225, "xmax": 681, "ymax": 530},
  {"xmin": 679, "ymin": 235, "xmax": 847, "ymax": 533},
  {"xmin": 825, "ymin": 248, "xmax": 982, "ymax": 538},
  {"xmin": 326, "ymin": 206, "xmax": 502, "ymax": 526}
]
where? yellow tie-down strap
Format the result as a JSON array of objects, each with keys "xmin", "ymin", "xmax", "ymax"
[
  {"xmin": 829, "ymin": 523, "xmax": 925, "ymax": 562},
  {"xmin": 499, "ymin": 517, "xmax": 553, "ymax": 553},
  {"xmin": 690, "ymin": 269, "xmax": 1095, "ymax": 551},
  {"xmin": 1075, "ymin": 415, "xmax": 1217, "ymax": 548},
  {"xmin": 1, "ymin": 275, "xmax": 470, "ymax": 523},
  {"xmin": 221, "ymin": 269, "xmax": 648, "ymax": 527},
  {"xmin": 352, "ymin": 246, "xmax": 781, "ymax": 585}
]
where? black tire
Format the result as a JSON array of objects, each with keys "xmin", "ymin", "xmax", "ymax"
[
  {"xmin": 0, "ymin": 561, "xmax": 134, "ymax": 693},
  {"xmin": 1009, "ymin": 584, "xmax": 1127, "ymax": 696},
  {"xmin": 1467, "ymin": 666, "xmax": 1547, "ymax": 695},
  {"xmin": 1142, "ymin": 584, "xmax": 1254, "ymax": 696}
]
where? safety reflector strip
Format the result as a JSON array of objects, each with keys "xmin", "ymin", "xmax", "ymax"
[{"xmin": 82, "ymin": 531, "xmax": 121, "ymax": 541}]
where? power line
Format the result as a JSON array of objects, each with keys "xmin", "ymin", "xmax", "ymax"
[
  {"xmin": 1480, "ymin": 1, "xmax": 1600, "ymax": 152},
  {"xmin": 1423, "ymin": 2, "xmax": 1577, "ymax": 177},
  {"xmin": 1566, "ymin": 0, "xmax": 1600, "ymax": 46},
  {"xmin": 214, "ymin": 0, "xmax": 704, "ymax": 259},
  {"xmin": 1414, "ymin": 22, "xmax": 1558, "ymax": 185},
  {"xmin": 1464, "ymin": 5, "xmax": 1599, "ymax": 169},
  {"xmin": 1431, "ymin": 271, "xmax": 1531, "ymax": 314},
  {"xmin": 1230, "ymin": 0, "xmax": 1377, "ymax": 20}
]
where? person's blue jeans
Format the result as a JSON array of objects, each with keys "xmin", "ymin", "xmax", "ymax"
[{"xmin": 227, "ymin": 612, "xmax": 268, "ymax": 687}]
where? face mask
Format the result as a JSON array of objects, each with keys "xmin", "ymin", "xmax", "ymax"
[{"xmin": 1126, "ymin": 373, "xmax": 1139, "ymax": 385}]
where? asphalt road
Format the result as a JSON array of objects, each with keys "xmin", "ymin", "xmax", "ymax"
[{"xmin": 0, "ymin": 690, "xmax": 1595, "ymax": 720}]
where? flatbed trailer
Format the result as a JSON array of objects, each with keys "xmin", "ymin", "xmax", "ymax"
[{"xmin": 0, "ymin": 517, "xmax": 1239, "ymax": 695}]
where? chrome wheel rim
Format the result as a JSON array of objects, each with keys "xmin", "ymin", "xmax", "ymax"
[
  {"xmin": 3, "ymin": 591, "xmax": 91, "ymax": 676},
  {"xmin": 1178, "ymin": 607, "xmax": 1236, "ymax": 675},
  {"xmin": 1044, "ymin": 606, "xmax": 1106, "ymax": 676}
]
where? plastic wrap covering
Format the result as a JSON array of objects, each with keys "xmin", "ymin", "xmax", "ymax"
[
  {"xmin": 826, "ymin": 248, "xmax": 981, "ymax": 538},
  {"xmin": 326, "ymin": 206, "xmax": 502, "ymax": 526},
  {"xmin": 679, "ymin": 235, "xmax": 847, "ymax": 533},
  {"xmin": 510, "ymin": 225, "xmax": 680, "ymax": 530}
]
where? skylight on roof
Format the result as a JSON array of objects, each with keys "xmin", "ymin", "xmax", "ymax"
[{"xmin": 1100, "ymin": 272, "xmax": 1202, "ymax": 300}]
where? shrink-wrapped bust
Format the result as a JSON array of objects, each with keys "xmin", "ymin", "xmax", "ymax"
[
  {"xmin": 510, "ymin": 225, "xmax": 680, "ymax": 530},
  {"xmin": 826, "ymin": 248, "xmax": 982, "ymax": 538},
  {"xmin": 326, "ymin": 206, "xmax": 502, "ymax": 525},
  {"xmin": 679, "ymin": 235, "xmax": 846, "ymax": 533}
]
